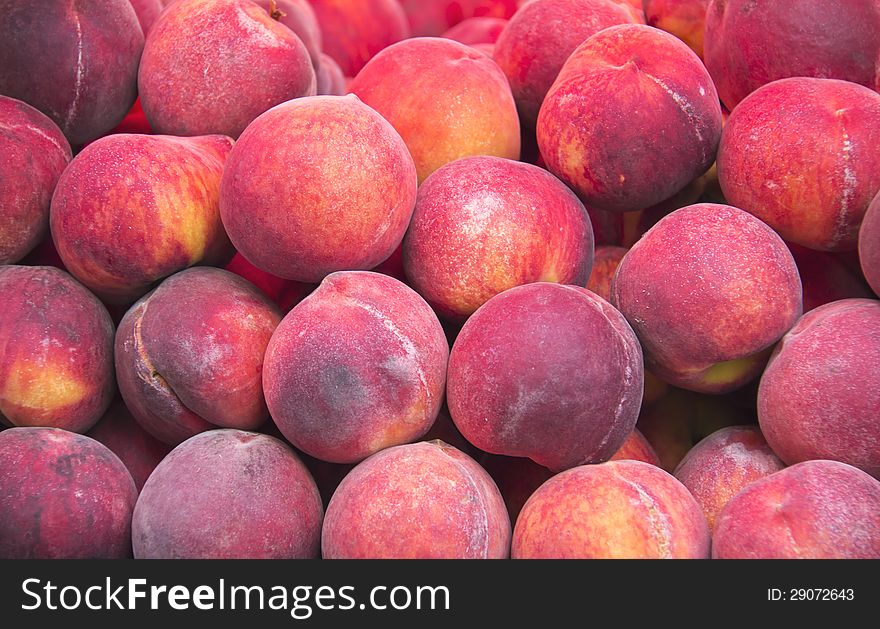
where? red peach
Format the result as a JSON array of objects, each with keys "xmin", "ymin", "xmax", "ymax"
[
  {"xmin": 442, "ymin": 16, "xmax": 508, "ymax": 46},
  {"xmin": 480, "ymin": 454, "xmax": 554, "ymax": 524},
  {"xmin": 315, "ymin": 53, "xmax": 347, "ymax": 95},
  {"xmin": 400, "ymin": 0, "xmax": 519, "ymax": 36},
  {"xmin": 644, "ymin": 0, "xmax": 709, "ymax": 58},
  {"xmin": 129, "ymin": 0, "xmax": 164, "ymax": 35},
  {"xmin": 610, "ymin": 428, "xmax": 661, "ymax": 466},
  {"xmin": 255, "ymin": 0, "xmax": 323, "ymax": 69},
  {"xmin": 788, "ymin": 243, "xmax": 872, "ymax": 311},
  {"xmin": 586, "ymin": 245, "xmax": 628, "ymax": 301},
  {"xmin": 858, "ymin": 191, "xmax": 880, "ymax": 296}
]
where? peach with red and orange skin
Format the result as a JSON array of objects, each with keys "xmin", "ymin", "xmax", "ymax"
[
  {"xmin": 0, "ymin": 96, "xmax": 71, "ymax": 265},
  {"xmin": 538, "ymin": 25, "xmax": 722, "ymax": 213},
  {"xmin": 493, "ymin": 0, "xmax": 636, "ymax": 130},
  {"xmin": 255, "ymin": 0, "xmax": 323, "ymax": 70},
  {"xmin": 0, "ymin": 0, "xmax": 143, "ymax": 146},
  {"xmin": 323, "ymin": 441, "xmax": 511, "ymax": 559},
  {"xmin": 788, "ymin": 243, "xmax": 872, "ymax": 312},
  {"xmin": 403, "ymin": 156, "xmax": 594, "ymax": 320},
  {"xmin": 133, "ymin": 430, "xmax": 323, "ymax": 559},
  {"xmin": 587, "ymin": 246, "xmax": 627, "ymax": 301},
  {"xmin": 713, "ymin": 460, "xmax": 880, "ymax": 559},
  {"xmin": 220, "ymin": 95, "xmax": 417, "ymax": 282},
  {"xmin": 644, "ymin": 0, "xmax": 708, "ymax": 58},
  {"xmin": 673, "ymin": 426, "xmax": 785, "ymax": 531},
  {"xmin": 315, "ymin": 53, "xmax": 347, "ymax": 95},
  {"xmin": 0, "ymin": 266, "xmax": 115, "ymax": 434},
  {"xmin": 309, "ymin": 0, "xmax": 410, "ymax": 77},
  {"xmin": 758, "ymin": 299, "xmax": 880, "ymax": 479},
  {"xmin": 263, "ymin": 272, "xmax": 449, "ymax": 464},
  {"xmin": 718, "ymin": 78, "xmax": 880, "ymax": 252},
  {"xmin": 0, "ymin": 427, "xmax": 137, "ymax": 559},
  {"xmin": 704, "ymin": 0, "xmax": 880, "ymax": 112},
  {"xmin": 859, "ymin": 191, "xmax": 880, "ymax": 296},
  {"xmin": 139, "ymin": 0, "xmax": 315, "ymax": 140},
  {"xmin": 513, "ymin": 461, "xmax": 710, "ymax": 558},
  {"xmin": 349, "ymin": 38, "xmax": 521, "ymax": 183},
  {"xmin": 50, "ymin": 133, "xmax": 234, "ymax": 304},
  {"xmin": 116, "ymin": 267, "xmax": 281, "ymax": 446},
  {"xmin": 400, "ymin": 0, "xmax": 519, "ymax": 36},
  {"xmin": 611, "ymin": 204, "xmax": 803, "ymax": 394},
  {"xmin": 442, "ymin": 16, "xmax": 508, "ymax": 47},
  {"xmin": 610, "ymin": 428, "xmax": 661, "ymax": 466},
  {"xmin": 448, "ymin": 283, "xmax": 644, "ymax": 472},
  {"xmin": 615, "ymin": 0, "xmax": 647, "ymax": 21},
  {"xmin": 87, "ymin": 400, "xmax": 172, "ymax": 492}
]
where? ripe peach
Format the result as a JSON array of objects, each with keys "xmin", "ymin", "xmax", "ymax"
[
  {"xmin": 758, "ymin": 299, "xmax": 880, "ymax": 478},
  {"xmin": 611, "ymin": 204, "xmax": 803, "ymax": 393},
  {"xmin": 0, "ymin": 96, "xmax": 71, "ymax": 265},
  {"xmin": 403, "ymin": 156, "xmax": 594, "ymax": 320},
  {"xmin": 643, "ymin": 0, "xmax": 708, "ymax": 58},
  {"xmin": 442, "ymin": 16, "xmax": 507, "ymax": 47},
  {"xmin": 713, "ymin": 460, "xmax": 880, "ymax": 559},
  {"xmin": 859, "ymin": 191, "xmax": 880, "ymax": 295},
  {"xmin": 133, "ymin": 430, "xmax": 323, "ymax": 558},
  {"xmin": 537, "ymin": 24, "xmax": 722, "ymax": 212},
  {"xmin": 400, "ymin": 0, "xmax": 519, "ymax": 36},
  {"xmin": 513, "ymin": 461, "xmax": 710, "ymax": 558},
  {"xmin": 718, "ymin": 77, "xmax": 880, "ymax": 252},
  {"xmin": 611, "ymin": 428, "xmax": 661, "ymax": 466},
  {"xmin": 322, "ymin": 441, "xmax": 510, "ymax": 559},
  {"xmin": 255, "ymin": 0, "xmax": 323, "ymax": 69},
  {"xmin": 586, "ymin": 245, "xmax": 628, "ymax": 301},
  {"xmin": 788, "ymin": 243, "xmax": 872, "ymax": 311},
  {"xmin": 315, "ymin": 53, "xmax": 347, "ymax": 95},
  {"xmin": 219, "ymin": 95, "xmax": 417, "ymax": 282},
  {"xmin": 480, "ymin": 454, "xmax": 554, "ymax": 523},
  {"xmin": 448, "ymin": 283, "xmax": 644, "ymax": 471},
  {"xmin": 0, "ymin": 266, "xmax": 114, "ymax": 433},
  {"xmin": 130, "ymin": 0, "xmax": 164, "ymax": 35},
  {"xmin": 349, "ymin": 37, "xmax": 521, "ymax": 182}
]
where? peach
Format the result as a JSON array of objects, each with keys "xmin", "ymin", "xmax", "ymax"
[
  {"xmin": 50, "ymin": 133, "xmax": 234, "ymax": 304},
  {"xmin": 139, "ymin": 0, "xmax": 315, "ymax": 139},
  {"xmin": 400, "ymin": 0, "xmax": 519, "ymax": 36},
  {"xmin": 493, "ymin": 0, "xmax": 636, "ymax": 129},
  {"xmin": 130, "ymin": 0, "xmax": 164, "ymax": 35},
  {"xmin": 87, "ymin": 400, "xmax": 172, "ymax": 491},
  {"xmin": 537, "ymin": 24, "xmax": 722, "ymax": 212},
  {"xmin": 133, "ymin": 430, "xmax": 323, "ymax": 559},
  {"xmin": 116, "ymin": 267, "xmax": 282, "ymax": 446},
  {"xmin": 674, "ymin": 426, "xmax": 785, "ymax": 531},
  {"xmin": 587, "ymin": 245, "xmax": 628, "ymax": 301},
  {"xmin": 704, "ymin": 0, "xmax": 880, "ymax": 111},
  {"xmin": 788, "ymin": 243, "xmax": 872, "ymax": 311},
  {"xmin": 611, "ymin": 204, "xmax": 803, "ymax": 393},
  {"xmin": 442, "ymin": 16, "xmax": 508, "ymax": 46},
  {"xmin": 349, "ymin": 37, "xmax": 521, "ymax": 182},
  {"xmin": 264, "ymin": 272, "xmax": 448, "ymax": 464},
  {"xmin": 220, "ymin": 95, "xmax": 417, "ymax": 282},
  {"xmin": 859, "ymin": 191, "xmax": 880, "ymax": 296},
  {"xmin": 718, "ymin": 78, "xmax": 880, "ymax": 252},
  {"xmin": 513, "ymin": 461, "xmax": 710, "ymax": 558},
  {"xmin": 0, "ymin": 266, "xmax": 114, "ymax": 433},
  {"xmin": 309, "ymin": 0, "xmax": 410, "ymax": 77},
  {"xmin": 713, "ymin": 460, "xmax": 880, "ymax": 559},
  {"xmin": 448, "ymin": 283, "xmax": 644, "ymax": 471},
  {"xmin": 255, "ymin": 0, "xmax": 323, "ymax": 69},
  {"xmin": 0, "ymin": 96, "xmax": 71, "ymax": 265},
  {"xmin": 610, "ymin": 428, "xmax": 661, "ymax": 466},
  {"xmin": 0, "ymin": 427, "xmax": 137, "ymax": 559},
  {"xmin": 480, "ymin": 454, "xmax": 554, "ymax": 523},
  {"xmin": 643, "ymin": 0, "xmax": 708, "ymax": 58},
  {"xmin": 758, "ymin": 299, "xmax": 880, "ymax": 478},
  {"xmin": 0, "ymin": 0, "xmax": 143, "ymax": 145},
  {"xmin": 322, "ymin": 441, "xmax": 510, "ymax": 559},
  {"xmin": 315, "ymin": 53, "xmax": 347, "ymax": 95},
  {"xmin": 402, "ymin": 156, "xmax": 594, "ymax": 320}
]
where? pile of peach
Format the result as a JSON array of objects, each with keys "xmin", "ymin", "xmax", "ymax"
[{"xmin": 1, "ymin": 0, "xmax": 879, "ymax": 560}]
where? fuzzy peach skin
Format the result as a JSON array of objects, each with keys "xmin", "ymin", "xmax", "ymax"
[
  {"xmin": 133, "ymin": 430, "xmax": 323, "ymax": 559},
  {"xmin": 643, "ymin": 0, "xmax": 708, "ymax": 58},
  {"xmin": 263, "ymin": 272, "xmax": 448, "ymax": 464},
  {"xmin": 0, "ymin": 0, "xmax": 143, "ymax": 146},
  {"xmin": 129, "ymin": 0, "xmax": 164, "ymax": 35},
  {"xmin": 87, "ymin": 400, "xmax": 172, "ymax": 491},
  {"xmin": 255, "ymin": 0, "xmax": 323, "ymax": 69},
  {"xmin": 587, "ymin": 246, "xmax": 628, "ymax": 301},
  {"xmin": 858, "ymin": 191, "xmax": 880, "ymax": 296},
  {"xmin": 0, "ymin": 427, "xmax": 137, "ymax": 559},
  {"xmin": 442, "ymin": 16, "xmax": 507, "ymax": 46},
  {"xmin": 315, "ymin": 53, "xmax": 347, "ymax": 95},
  {"xmin": 513, "ymin": 461, "xmax": 710, "ymax": 558},
  {"xmin": 138, "ymin": 0, "xmax": 315, "ymax": 139},
  {"xmin": 400, "ymin": 0, "xmax": 519, "ymax": 36},
  {"xmin": 610, "ymin": 428, "xmax": 661, "ymax": 466},
  {"xmin": 718, "ymin": 78, "xmax": 880, "ymax": 252},
  {"xmin": 611, "ymin": 204, "xmax": 803, "ymax": 394},
  {"xmin": 220, "ymin": 95, "xmax": 417, "ymax": 282},
  {"xmin": 788, "ymin": 243, "xmax": 872, "ymax": 311},
  {"xmin": 493, "ymin": 0, "xmax": 636, "ymax": 129},
  {"xmin": 0, "ymin": 96, "xmax": 71, "ymax": 264},
  {"xmin": 349, "ymin": 37, "xmax": 521, "ymax": 183},
  {"xmin": 116, "ymin": 267, "xmax": 282, "ymax": 446},
  {"xmin": 674, "ymin": 426, "xmax": 784, "ymax": 531},
  {"xmin": 308, "ymin": 0, "xmax": 410, "ymax": 77},
  {"xmin": 480, "ymin": 454, "xmax": 554, "ymax": 524},
  {"xmin": 704, "ymin": 0, "xmax": 880, "ymax": 112},
  {"xmin": 448, "ymin": 283, "xmax": 644, "ymax": 472},
  {"xmin": 537, "ymin": 24, "xmax": 722, "ymax": 213},
  {"xmin": 322, "ymin": 441, "xmax": 510, "ymax": 559},
  {"xmin": 758, "ymin": 299, "xmax": 880, "ymax": 478},
  {"xmin": 50, "ymin": 133, "xmax": 234, "ymax": 304},
  {"xmin": 403, "ymin": 156, "xmax": 594, "ymax": 320},
  {"xmin": 713, "ymin": 460, "xmax": 880, "ymax": 559},
  {"xmin": 0, "ymin": 266, "xmax": 115, "ymax": 433}
]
